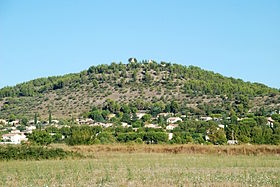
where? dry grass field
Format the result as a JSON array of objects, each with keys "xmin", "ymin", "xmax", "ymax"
[{"xmin": 1, "ymin": 145, "xmax": 280, "ymax": 186}]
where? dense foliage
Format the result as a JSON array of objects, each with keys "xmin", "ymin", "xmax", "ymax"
[
  {"xmin": 0, "ymin": 61, "xmax": 278, "ymax": 98},
  {"xmin": 0, "ymin": 60, "xmax": 279, "ymax": 119},
  {"xmin": 0, "ymin": 146, "xmax": 75, "ymax": 160}
]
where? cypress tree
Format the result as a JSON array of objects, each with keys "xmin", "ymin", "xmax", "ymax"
[
  {"xmin": 34, "ymin": 113, "xmax": 38, "ymax": 128},
  {"xmin": 49, "ymin": 110, "xmax": 52, "ymax": 125}
]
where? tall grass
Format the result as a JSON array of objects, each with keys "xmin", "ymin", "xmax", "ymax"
[
  {"xmin": 1, "ymin": 153, "xmax": 279, "ymax": 186},
  {"xmin": 53, "ymin": 144, "xmax": 280, "ymax": 156}
]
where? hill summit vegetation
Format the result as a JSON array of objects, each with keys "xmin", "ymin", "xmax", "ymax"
[{"xmin": 0, "ymin": 59, "xmax": 279, "ymax": 120}]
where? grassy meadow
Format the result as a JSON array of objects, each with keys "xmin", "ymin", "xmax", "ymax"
[{"xmin": 1, "ymin": 145, "xmax": 280, "ymax": 186}]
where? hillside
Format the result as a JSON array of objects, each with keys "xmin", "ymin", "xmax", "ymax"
[{"xmin": 0, "ymin": 59, "xmax": 279, "ymax": 119}]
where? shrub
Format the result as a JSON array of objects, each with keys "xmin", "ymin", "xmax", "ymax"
[{"xmin": 0, "ymin": 145, "xmax": 76, "ymax": 161}]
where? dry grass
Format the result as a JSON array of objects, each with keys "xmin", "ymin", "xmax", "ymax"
[
  {"xmin": 1, "ymin": 152, "xmax": 280, "ymax": 186},
  {"xmin": 1, "ymin": 144, "xmax": 280, "ymax": 186},
  {"xmin": 52, "ymin": 144, "xmax": 280, "ymax": 156}
]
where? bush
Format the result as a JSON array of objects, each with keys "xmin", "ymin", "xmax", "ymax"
[{"xmin": 0, "ymin": 145, "xmax": 76, "ymax": 161}]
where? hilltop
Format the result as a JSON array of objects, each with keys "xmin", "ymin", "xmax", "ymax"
[{"xmin": 0, "ymin": 59, "xmax": 279, "ymax": 120}]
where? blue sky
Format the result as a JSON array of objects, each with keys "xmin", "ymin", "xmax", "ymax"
[{"xmin": 0, "ymin": 0, "xmax": 279, "ymax": 88}]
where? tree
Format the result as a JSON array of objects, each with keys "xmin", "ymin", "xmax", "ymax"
[
  {"xmin": 8, "ymin": 114, "xmax": 16, "ymax": 122},
  {"xmin": 34, "ymin": 113, "xmax": 38, "ymax": 128},
  {"xmin": 28, "ymin": 130, "xmax": 54, "ymax": 146},
  {"xmin": 21, "ymin": 117, "xmax": 28, "ymax": 126},
  {"xmin": 49, "ymin": 110, "xmax": 52, "ymax": 125},
  {"xmin": 208, "ymin": 129, "xmax": 227, "ymax": 145},
  {"xmin": 251, "ymin": 126, "xmax": 263, "ymax": 144},
  {"xmin": 142, "ymin": 114, "xmax": 151, "ymax": 122}
]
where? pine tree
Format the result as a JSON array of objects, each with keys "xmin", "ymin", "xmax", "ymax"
[{"xmin": 34, "ymin": 113, "xmax": 38, "ymax": 128}]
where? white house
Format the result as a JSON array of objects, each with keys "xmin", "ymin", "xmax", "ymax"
[
  {"xmin": 227, "ymin": 140, "xmax": 238, "ymax": 145},
  {"xmin": 121, "ymin": 122, "xmax": 132, "ymax": 128},
  {"xmin": 136, "ymin": 113, "xmax": 146, "ymax": 119},
  {"xmin": 108, "ymin": 114, "xmax": 116, "ymax": 119},
  {"xmin": 51, "ymin": 120, "xmax": 60, "ymax": 124},
  {"xmin": 168, "ymin": 133, "xmax": 173, "ymax": 140},
  {"xmin": 10, "ymin": 120, "xmax": 20, "ymax": 126},
  {"xmin": 267, "ymin": 117, "xmax": 274, "ymax": 127},
  {"xmin": 103, "ymin": 123, "xmax": 113, "ymax": 128},
  {"xmin": 166, "ymin": 124, "xmax": 179, "ymax": 130},
  {"xmin": 10, "ymin": 130, "xmax": 21, "ymax": 134},
  {"xmin": 200, "ymin": 117, "xmax": 212, "ymax": 121},
  {"xmin": 0, "ymin": 119, "xmax": 7, "ymax": 125},
  {"xmin": 157, "ymin": 113, "xmax": 172, "ymax": 118},
  {"xmin": 1, "ymin": 133, "xmax": 27, "ymax": 144},
  {"xmin": 144, "ymin": 124, "xmax": 161, "ymax": 129},
  {"xmin": 218, "ymin": 124, "xmax": 225, "ymax": 129},
  {"xmin": 26, "ymin": 125, "xmax": 36, "ymax": 131},
  {"xmin": 77, "ymin": 118, "xmax": 94, "ymax": 125},
  {"xmin": 167, "ymin": 117, "xmax": 182, "ymax": 124}
]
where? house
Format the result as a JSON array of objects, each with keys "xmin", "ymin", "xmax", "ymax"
[
  {"xmin": 166, "ymin": 124, "xmax": 179, "ymax": 130},
  {"xmin": 128, "ymin": 57, "xmax": 137, "ymax": 63},
  {"xmin": 121, "ymin": 122, "xmax": 132, "ymax": 128},
  {"xmin": 136, "ymin": 113, "xmax": 146, "ymax": 119},
  {"xmin": 10, "ymin": 120, "xmax": 20, "ymax": 126},
  {"xmin": 267, "ymin": 117, "xmax": 274, "ymax": 127},
  {"xmin": 28, "ymin": 120, "xmax": 41, "ymax": 125},
  {"xmin": 51, "ymin": 120, "xmax": 59, "ymax": 124},
  {"xmin": 218, "ymin": 124, "xmax": 225, "ymax": 129},
  {"xmin": 157, "ymin": 113, "xmax": 172, "ymax": 118},
  {"xmin": 103, "ymin": 123, "xmax": 113, "ymax": 128},
  {"xmin": 227, "ymin": 140, "xmax": 238, "ymax": 145},
  {"xmin": 167, "ymin": 117, "xmax": 182, "ymax": 124},
  {"xmin": 77, "ymin": 118, "xmax": 94, "ymax": 125},
  {"xmin": 200, "ymin": 117, "xmax": 212, "ymax": 121},
  {"xmin": 213, "ymin": 117, "xmax": 222, "ymax": 122},
  {"xmin": 205, "ymin": 135, "xmax": 210, "ymax": 141},
  {"xmin": 10, "ymin": 130, "xmax": 21, "ymax": 134},
  {"xmin": 108, "ymin": 114, "xmax": 116, "ymax": 119},
  {"xmin": 90, "ymin": 122, "xmax": 105, "ymax": 127},
  {"xmin": 26, "ymin": 125, "xmax": 36, "ymax": 131},
  {"xmin": 25, "ymin": 125, "xmax": 36, "ymax": 134},
  {"xmin": 168, "ymin": 133, "xmax": 173, "ymax": 140},
  {"xmin": 0, "ymin": 119, "xmax": 7, "ymax": 125},
  {"xmin": 144, "ymin": 124, "xmax": 162, "ymax": 129},
  {"xmin": 1, "ymin": 133, "xmax": 27, "ymax": 144}
]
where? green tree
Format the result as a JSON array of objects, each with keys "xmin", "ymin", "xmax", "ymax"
[
  {"xmin": 49, "ymin": 110, "xmax": 52, "ymax": 125},
  {"xmin": 28, "ymin": 130, "xmax": 54, "ymax": 146}
]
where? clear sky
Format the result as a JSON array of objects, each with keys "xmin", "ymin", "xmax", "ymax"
[{"xmin": 0, "ymin": 0, "xmax": 279, "ymax": 89}]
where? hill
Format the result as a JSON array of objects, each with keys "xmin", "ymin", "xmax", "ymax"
[{"xmin": 0, "ymin": 59, "xmax": 279, "ymax": 120}]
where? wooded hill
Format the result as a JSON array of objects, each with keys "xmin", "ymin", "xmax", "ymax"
[{"xmin": 0, "ymin": 59, "xmax": 279, "ymax": 119}]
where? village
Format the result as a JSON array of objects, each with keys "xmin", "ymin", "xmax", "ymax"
[{"xmin": 0, "ymin": 110, "xmax": 277, "ymax": 145}]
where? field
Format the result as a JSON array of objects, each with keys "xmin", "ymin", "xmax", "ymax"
[{"xmin": 1, "ymin": 145, "xmax": 280, "ymax": 186}]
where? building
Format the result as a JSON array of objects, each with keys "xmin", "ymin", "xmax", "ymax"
[
  {"xmin": 10, "ymin": 120, "xmax": 20, "ymax": 126},
  {"xmin": 0, "ymin": 119, "xmax": 7, "ymax": 125},
  {"xmin": 168, "ymin": 133, "xmax": 173, "ymax": 140},
  {"xmin": 166, "ymin": 124, "xmax": 179, "ymax": 130},
  {"xmin": 144, "ymin": 124, "xmax": 162, "ymax": 129},
  {"xmin": 200, "ymin": 117, "xmax": 213, "ymax": 121},
  {"xmin": 136, "ymin": 113, "xmax": 146, "ymax": 119},
  {"xmin": 157, "ymin": 113, "xmax": 172, "ymax": 118},
  {"xmin": 167, "ymin": 117, "xmax": 182, "ymax": 124},
  {"xmin": 121, "ymin": 122, "xmax": 132, "ymax": 128},
  {"xmin": 218, "ymin": 124, "xmax": 225, "ymax": 129},
  {"xmin": 108, "ymin": 114, "xmax": 116, "ymax": 119},
  {"xmin": 227, "ymin": 140, "xmax": 238, "ymax": 145},
  {"xmin": 267, "ymin": 117, "xmax": 274, "ymax": 127},
  {"xmin": 1, "ymin": 133, "xmax": 27, "ymax": 144},
  {"xmin": 51, "ymin": 120, "xmax": 59, "ymax": 124}
]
